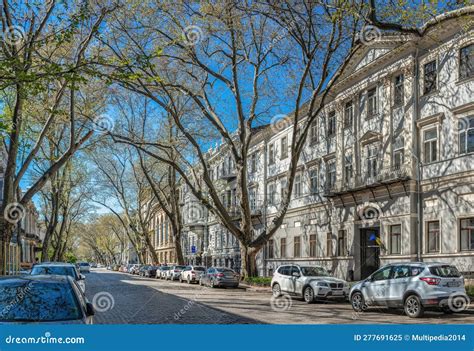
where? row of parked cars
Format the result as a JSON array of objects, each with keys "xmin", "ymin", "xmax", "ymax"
[
  {"xmin": 270, "ymin": 262, "xmax": 470, "ymax": 318},
  {"xmin": 121, "ymin": 264, "xmax": 241, "ymax": 288},
  {"xmin": 0, "ymin": 261, "xmax": 95, "ymax": 323}
]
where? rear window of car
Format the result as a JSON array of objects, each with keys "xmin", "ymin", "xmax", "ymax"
[
  {"xmin": 175, "ymin": 266, "xmax": 186, "ymax": 270},
  {"xmin": 79, "ymin": 263, "xmax": 89, "ymax": 266},
  {"xmin": 194, "ymin": 267, "xmax": 206, "ymax": 271},
  {"xmin": 0, "ymin": 281, "xmax": 82, "ymax": 322},
  {"xmin": 31, "ymin": 266, "xmax": 78, "ymax": 280},
  {"xmin": 429, "ymin": 265, "xmax": 461, "ymax": 277},
  {"xmin": 216, "ymin": 268, "xmax": 234, "ymax": 273}
]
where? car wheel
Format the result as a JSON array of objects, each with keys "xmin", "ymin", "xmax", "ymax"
[
  {"xmin": 303, "ymin": 286, "xmax": 314, "ymax": 303},
  {"xmin": 404, "ymin": 295, "xmax": 424, "ymax": 318},
  {"xmin": 272, "ymin": 283, "xmax": 281, "ymax": 297},
  {"xmin": 351, "ymin": 292, "xmax": 366, "ymax": 312}
]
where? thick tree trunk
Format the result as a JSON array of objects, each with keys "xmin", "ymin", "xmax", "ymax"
[
  {"xmin": 143, "ymin": 231, "xmax": 158, "ymax": 264},
  {"xmin": 240, "ymin": 246, "xmax": 257, "ymax": 278},
  {"xmin": 174, "ymin": 236, "xmax": 185, "ymax": 265}
]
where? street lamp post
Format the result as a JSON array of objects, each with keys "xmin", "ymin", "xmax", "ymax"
[{"xmin": 412, "ymin": 154, "xmax": 423, "ymax": 262}]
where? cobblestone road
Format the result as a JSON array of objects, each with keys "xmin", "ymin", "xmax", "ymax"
[{"xmin": 85, "ymin": 269, "xmax": 474, "ymax": 324}]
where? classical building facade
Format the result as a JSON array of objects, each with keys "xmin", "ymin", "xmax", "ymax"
[
  {"xmin": 149, "ymin": 206, "xmax": 177, "ymax": 264},
  {"xmin": 179, "ymin": 9, "xmax": 473, "ymax": 280}
]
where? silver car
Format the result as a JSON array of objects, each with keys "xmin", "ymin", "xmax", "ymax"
[
  {"xmin": 165, "ymin": 265, "xmax": 186, "ymax": 281},
  {"xmin": 350, "ymin": 262, "xmax": 468, "ymax": 318},
  {"xmin": 271, "ymin": 265, "xmax": 349, "ymax": 303},
  {"xmin": 199, "ymin": 267, "xmax": 240, "ymax": 288}
]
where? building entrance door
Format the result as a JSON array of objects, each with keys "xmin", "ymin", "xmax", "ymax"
[{"xmin": 360, "ymin": 228, "xmax": 380, "ymax": 279}]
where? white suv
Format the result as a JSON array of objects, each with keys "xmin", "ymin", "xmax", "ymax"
[
  {"xmin": 350, "ymin": 262, "xmax": 469, "ymax": 318},
  {"xmin": 271, "ymin": 265, "xmax": 349, "ymax": 303}
]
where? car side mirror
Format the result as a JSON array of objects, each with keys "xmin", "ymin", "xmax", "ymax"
[
  {"xmin": 86, "ymin": 302, "xmax": 95, "ymax": 316},
  {"xmin": 80, "ymin": 274, "xmax": 86, "ymax": 280},
  {"xmin": 292, "ymin": 272, "xmax": 300, "ymax": 277}
]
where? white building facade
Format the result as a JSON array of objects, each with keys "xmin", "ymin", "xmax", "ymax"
[{"xmin": 180, "ymin": 10, "xmax": 474, "ymax": 280}]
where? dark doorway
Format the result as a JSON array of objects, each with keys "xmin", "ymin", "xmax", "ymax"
[{"xmin": 360, "ymin": 227, "xmax": 380, "ymax": 279}]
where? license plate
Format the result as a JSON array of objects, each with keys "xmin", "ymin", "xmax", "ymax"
[
  {"xmin": 333, "ymin": 290, "xmax": 343, "ymax": 295},
  {"xmin": 446, "ymin": 281, "xmax": 460, "ymax": 287}
]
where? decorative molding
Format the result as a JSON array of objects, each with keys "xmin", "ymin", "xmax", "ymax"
[
  {"xmin": 416, "ymin": 112, "xmax": 445, "ymax": 128},
  {"xmin": 452, "ymin": 102, "xmax": 474, "ymax": 115}
]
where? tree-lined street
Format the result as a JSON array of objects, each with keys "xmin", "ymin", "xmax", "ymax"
[{"xmin": 85, "ymin": 269, "xmax": 474, "ymax": 324}]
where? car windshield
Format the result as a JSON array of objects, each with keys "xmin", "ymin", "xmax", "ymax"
[
  {"xmin": 194, "ymin": 267, "xmax": 206, "ymax": 271},
  {"xmin": 429, "ymin": 265, "xmax": 461, "ymax": 277},
  {"xmin": 0, "ymin": 280, "xmax": 82, "ymax": 322},
  {"xmin": 162, "ymin": 267, "xmax": 170, "ymax": 271},
  {"xmin": 175, "ymin": 266, "xmax": 186, "ymax": 270},
  {"xmin": 31, "ymin": 266, "xmax": 78, "ymax": 280},
  {"xmin": 79, "ymin": 263, "xmax": 89, "ymax": 266},
  {"xmin": 300, "ymin": 266, "xmax": 329, "ymax": 277}
]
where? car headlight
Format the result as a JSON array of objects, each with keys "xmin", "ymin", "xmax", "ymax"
[{"xmin": 316, "ymin": 282, "xmax": 328, "ymax": 287}]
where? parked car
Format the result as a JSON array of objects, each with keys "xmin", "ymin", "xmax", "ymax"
[
  {"xmin": 0, "ymin": 275, "xmax": 95, "ymax": 324},
  {"xmin": 180, "ymin": 266, "xmax": 206, "ymax": 283},
  {"xmin": 144, "ymin": 266, "xmax": 158, "ymax": 278},
  {"xmin": 138, "ymin": 265, "xmax": 150, "ymax": 276},
  {"xmin": 200, "ymin": 267, "xmax": 240, "ymax": 288},
  {"xmin": 129, "ymin": 264, "xmax": 140, "ymax": 275},
  {"xmin": 31, "ymin": 262, "xmax": 86, "ymax": 293},
  {"xmin": 350, "ymin": 262, "xmax": 468, "ymax": 318},
  {"xmin": 77, "ymin": 262, "xmax": 91, "ymax": 273},
  {"xmin": 271, "ymin": 265, "xmax": 349, "ymax": 303},
  {"xmin": 158, "ymin": 266, "xmax": 171, "ymax": 279},
  {"xmin": 165, "ymin": 265, "xmax": 186, "ymax": 281}
]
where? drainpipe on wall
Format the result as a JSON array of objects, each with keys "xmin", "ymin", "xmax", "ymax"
[
  {"xmin": 413, "ymin": 47, "xmax": 423, "ymax": 262},
  {"xmin": 262, "ymin": 138, "xmax": 268, "ymax": 276}
]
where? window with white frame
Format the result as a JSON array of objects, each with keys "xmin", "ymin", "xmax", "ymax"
[
  {"xmin": 367, "ymin": 87, "xmax": 377, "ymax": 118},
  {"xmin": 327, "ymin": 111, "xmax": 336, "ymax": 138},
  {"xmin": 281, "ymin": 136, "xmax": 288, "ymax": 159},
  {"xmin": 366, "ymin": 144, "xmax": 378, "ymax": 178},
  {"xmin": 393, "ymin": 136, "xmax": 405, "ymax": 170},
  {"xmin": 268, "ymin": 143, "xmax": 275, "ymax": 165},
  {"xmin": 309, "ymin": 168, "xmax": 318, "ymax": 194},
  {"xmin": 250, "ymin": 152, "xmax": 257, "ymax": 173},
  {"xmin": 268, "ymin": 183, "xmax": 276, "ymax": 205},
  {"xmin": 460, "ymin": 217, "xmax": 474, "ymax": 251},
  {"xmin": 389, "ymin": 224, "xmax": 401, "ymax": 254},
  {"xmin": 310, "ymin": 119, "xmax": 318, "ymax": 144},
  {"xmin": 459, "ymin": 44, "xmax": 473, "ymax": 80},
  {"xmin": 423, "ymin": 127, "xmax": 438, "ymax": 163},
  {"xmin": 344, "ymin": 153, "xmax": 353, "ymax": 183},
  {"xmin": 249, "ymin": 188, "xmax": 256, "ymax": 211},
  {"xmin": 459, "ymin": 116, "xmax": 474, "ymax": 155},
  {"xmin": 423, "ymin": 60, "xmax": 437, "ymax": 94},
  {"xmin": 427, "ymin": 220, "xmax": 440, "ymax": 253},
  {"xmin": 344, "ymin": 101, "xmax": 353, "ymax": 129},
  {"xmin": 394, "ymin": 74, "xmax": 404, "ymax": 107},
  {"xmin": 293, "ymin": 174, "xmax": 302, "ymax": 198},
  {"xmin": 280, "ymin": 178, "xmax": 287, "ymax": 201},
  {"xmin": 326, "ymin": 160, "xmax": 336, "ymax": 189}
]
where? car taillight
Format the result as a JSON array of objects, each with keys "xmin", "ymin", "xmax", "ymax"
[
  {"xmin": 217, "ymin": 273, "xmax": 224, "ymax": 277},
  {"xmin": 420, "ymin": 277, "xmax": 441, "ymax": 285}
]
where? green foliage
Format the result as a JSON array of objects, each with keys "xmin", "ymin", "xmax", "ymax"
[
  {"xmin": 244, "ymin": 276, "xmax": 272, "ymax": 287},
  {"xmin": 64, "ymin": 251, "xmax": 78, "ymax": 264},
  {"xmin": 466, "ymin": 285, "xmax": 474, "ymax": 297}
]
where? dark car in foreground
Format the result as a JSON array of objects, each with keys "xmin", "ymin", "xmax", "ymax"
[
  {"xmin": 0, "ymin": 275, "xmax": 95, "ymax": 324},
  {"xmin": 200, "ymin": 267, "xmax": 240, "ymax": 288},
  {"xmin": 144, "ymin": 266, "xmax": 158, "ymax": 278}
]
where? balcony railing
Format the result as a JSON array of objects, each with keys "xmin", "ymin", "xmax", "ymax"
[
  {"xmin": 323, "ymin": 164, "xmax": 413, "ymax": 196},
  {"xmin": 225, "ymin": 204, "xmax": 262, "ymax": 219}
]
